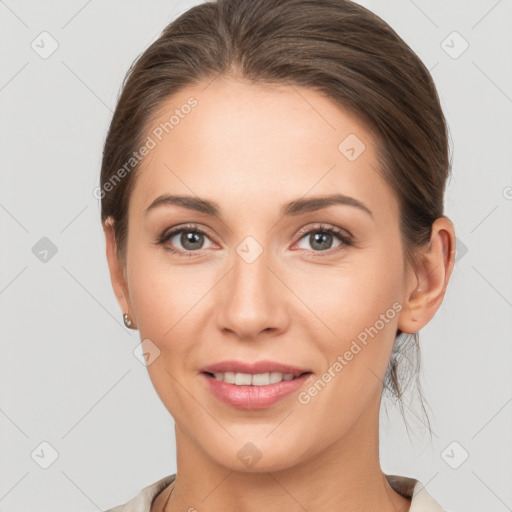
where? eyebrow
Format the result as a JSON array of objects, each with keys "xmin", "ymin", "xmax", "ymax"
[{"xmin": 145, "ymin": 193, "xmax": 373, "ymax": 218}]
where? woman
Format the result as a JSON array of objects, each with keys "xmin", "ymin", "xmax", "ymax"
[{"xmin": 100, "ymin": 0, "xmax": 455, "ymax": 510}]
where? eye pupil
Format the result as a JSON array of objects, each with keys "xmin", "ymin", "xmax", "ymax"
[
  {"xmin": 310, "ymin": 232, "xmax": 332, "ymax": 251},
  {"xmin": 181, "ymin": 231, "xmax": 204, "ymax": 250}
]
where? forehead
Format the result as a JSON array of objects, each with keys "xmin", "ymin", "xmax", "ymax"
[{"xmin": 131, "ymin": 77, "xmax": 397, "ymax": 221}]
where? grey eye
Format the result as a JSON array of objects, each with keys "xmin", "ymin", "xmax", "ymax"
[
  {"xmin": 296, "ymin": 230, "xmax": 343, "ymax": 251},
  {"xmin": 169, "ymin": 230, "xmax": 213, "ymax": 251}
]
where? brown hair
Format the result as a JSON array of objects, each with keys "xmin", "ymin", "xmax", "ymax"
[{"xmin": 100, "ymin": 0, "xmax": 451, "ymax": 435}]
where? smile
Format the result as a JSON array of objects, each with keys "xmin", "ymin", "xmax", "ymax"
[
  {"xmin": 207, "ymin": 371, "xmax": 298, "ymax": 386},
  {"xmin": 201, "ymin": 371, "xmax": 313, "ymax": 410}
]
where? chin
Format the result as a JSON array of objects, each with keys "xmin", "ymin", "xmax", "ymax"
[{"xmin": 204, "ymin": 432, "xmax": 308, "ymax": 474}]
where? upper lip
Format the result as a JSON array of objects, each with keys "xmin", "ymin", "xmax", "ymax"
[{"xmin": 200, "ymin": 360, "xmax": 311, "ymax": 376}]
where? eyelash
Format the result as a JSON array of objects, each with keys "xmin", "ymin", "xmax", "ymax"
[{"xmin": 156, "ymin": 223, "xmax": 353, "ymax": 258}]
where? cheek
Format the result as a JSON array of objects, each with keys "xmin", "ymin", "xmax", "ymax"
[
  {"xmin": 293, "ymin": 245, "xmax": 403, "ymax": 395},
  {"xmin": 125, "ymin": 249, "xmax": 212, "ymax": 415},
  {"xmin": 127, "ymin": 245, "xmax": 211, "ymax": 340},
  {"xmin": 297, "ymin": 249, "xmax": 403, "ymax": 343}
]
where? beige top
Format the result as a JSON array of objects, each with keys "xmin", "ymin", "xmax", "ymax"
[{"xmin": 104, "ymin": 473, "xmax": 447, "ymax": 512}]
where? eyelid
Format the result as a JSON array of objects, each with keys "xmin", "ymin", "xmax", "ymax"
[
  {"xmin": 157, "ymin": 223, "xmax": 218, "ymax": 255},
  {"xmin": 158, "ymin": 222, "xmax": 353, "ymax": 256},
  {"xmin": 293, "ymin": 223, "xmax": 353, "ymax": 245},
  {"xmin": 159, "ymin": 223, "xmax": 213, "ymax": 241}
]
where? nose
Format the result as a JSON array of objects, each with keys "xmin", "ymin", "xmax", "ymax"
[{"xmin": 215, "ymin": 245, "xmax": 289, "ymax": 341}]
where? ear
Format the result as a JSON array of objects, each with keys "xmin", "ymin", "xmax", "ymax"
[
  {"xmin": 397, "ymin": 217, "xmax": 456, "ymax": 334},
  {"xmin": 103, "ymin": 218, "xmax": 137, "ymax": 329}
]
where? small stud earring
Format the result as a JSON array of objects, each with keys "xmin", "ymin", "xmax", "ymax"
[{"xmin": 123, "ymin": 313, "xmax": 133, "ymax": 328}]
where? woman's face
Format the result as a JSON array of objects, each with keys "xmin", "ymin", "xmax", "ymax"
[{"xmin": 110, "ymin": 77, "xmax": 420, "ymax": 471}]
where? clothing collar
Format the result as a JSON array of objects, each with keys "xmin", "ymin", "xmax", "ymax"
[{"xmin": 106, "ymin": 473, "xmax": 446, "ymax": 512}]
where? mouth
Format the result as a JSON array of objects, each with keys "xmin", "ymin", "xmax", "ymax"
[
  {"xmin": 200, "ymin": 359, "xmax": 311, "ymax": 378},
  {"xmin": 199, "ymin": 362, "xmax": 313, "ymax": 409},
  {"xmin": 202, "ymin": 371, "xmax": 311, "ymax": 386}
]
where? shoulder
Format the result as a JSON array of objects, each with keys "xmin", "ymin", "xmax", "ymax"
[
  {"xmin": 386, "ymin": 474, "xmax": 448, "ymax": 511},
  {"xmin": 103, "ymin": 474, "xmax": 176, "ymax": 512}
]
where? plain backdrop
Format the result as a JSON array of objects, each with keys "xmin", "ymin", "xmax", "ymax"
[{"xmin": 1, "ymin": 1, "xmax": 511, "ymax": 511}]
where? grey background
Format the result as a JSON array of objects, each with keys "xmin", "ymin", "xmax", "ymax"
[{"xmin": 1, "ymin": 1, "xmax": 511, "ymax": 511}]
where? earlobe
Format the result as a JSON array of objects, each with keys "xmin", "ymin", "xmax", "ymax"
[
  {"xmin": 397, "ymin": 217, "xmax": 456, "ymax": 334},
  {"xmin": 103, "ymin": 218, "xmax": 137, "ymax": 329}
]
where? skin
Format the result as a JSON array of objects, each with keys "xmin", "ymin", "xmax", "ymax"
[{"xmin": 104, "ymin": 76, "xmax": 455, "ymax": 512}]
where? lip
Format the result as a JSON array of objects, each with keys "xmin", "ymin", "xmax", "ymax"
[
  {"xmin": 201, "ymin": 372, "xmax": 312, "ymax": 410},
  {"xmin": 199, "ymin": 360, "xmax": 313, "ymax": 410},
  {"xmin": 200, "ymin": 360, "xmax": 311, "ymax": 376}
]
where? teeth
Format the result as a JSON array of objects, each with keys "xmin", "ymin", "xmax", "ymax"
[
  {"xmin": 235, "ymin": 373, "xmax": 252, "ymax": 385},
  {"xmin": 211, "ymin": 372, "xmax": 296, "ymax": 385}
]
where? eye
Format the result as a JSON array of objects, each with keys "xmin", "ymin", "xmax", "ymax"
[
  {"xmin": 156, "ymin": 223, "xmax": 352, "ymax": 257},
  {"xmin": 294, "ymin": 224, "xmax": 352, "ymax": 253},
  {"xmin": 157, "ymin": 224, "xmax": 215, "ymax": 256}
]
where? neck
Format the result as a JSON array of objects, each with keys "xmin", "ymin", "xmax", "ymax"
[{"xmin": 155, "ymin": 397, "xmax": 411, "ymax": 512}]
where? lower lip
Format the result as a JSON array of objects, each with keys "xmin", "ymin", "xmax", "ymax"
[{"xmin": 201, "ymin": 372, "xmax": 312, "ymax": 410}]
